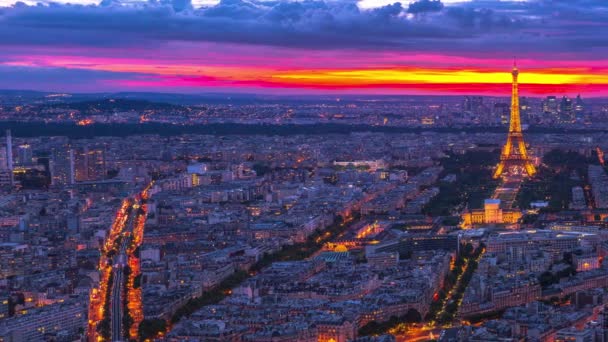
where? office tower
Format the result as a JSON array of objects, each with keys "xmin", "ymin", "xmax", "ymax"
[
  {"xmin": 0, "ymin": 148, "xmax": 10, "ymax": 187},
  {"xmin": 74, "ymin": 145, "xmax": 107, "ymax": 182},
  {"xmin": 560, "ymin": 96, "xmax": 574, "ymax": 122},
  {"xmin": 520, "ymin": 96, "xmax": 532, "ymax": 121},
  {"xmin": 542, "ymin": 96, "xmax": 558, "ymax": 114},
  {"xmin": 5, "ymin": 130, "xmax": 12, "ymax": 173},
  {"xmin": 0, "ymin": 148, "xmax": 7, "ymax": 171},
  {"xmin": 575, "ymin": 94, "xmax": 585, "ymax": 118},
  {"xmin": 17, "ymin": 144, "xmax": 32, "ymax": 165},
  {"xmin": 0, "ymin": 130, "xmax": 15, "ymax": 188},
  {"xmin": 86, "ymin": 146, "xmax": 106, "ymax": 180},
  {"xmin": 50, "ymin": 144, "xmax": 74, "ymax": 186}
]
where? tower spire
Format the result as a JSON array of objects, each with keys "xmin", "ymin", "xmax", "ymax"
[{"xmin": 493, "ymin": 65, "xmax": 536, "ymax": 179}]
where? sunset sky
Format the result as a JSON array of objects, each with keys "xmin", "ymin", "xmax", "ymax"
[{"xmin": 1, "ymin": 0, "xmax": 607, "ymax": 96}]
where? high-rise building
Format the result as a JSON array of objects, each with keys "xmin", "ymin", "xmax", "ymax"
[
  {"xmin": 575, "ymin": 94, "xmax": 585, "ymax": 116},
  {"xmin": 17, "ymin": 144, "xmax": 32, "ymax": 165},
  {"xmin": 74, "ymin": 145, "xmax": 106, "ymax": 182},
  {"xmin": 560, "ymin": 96, "xmax": 574, "ymax": 122},
  {"xmin": 50, "ymin": 144, "xmax": 74, "ymax": 186},
  {"xmin": 520, "ymin": 96, "xmax": 532, "ymax": 121},
  {"xmin": 0, "ymin": 148, "xmax": 11, "ymax": 188},
  {"xmin": 0, "ymin": 130, "xmax": 15, "ymax": 188},
  {"xmin": 542, "ymin": 96, "xmax": 558, "ymax": 114},
  {"xmin": 5, "ymin": 130, "xmax": 13, "ymax": 173},
  {"xmin": 0, "ymin": 148, "xmax": 8, "ymax": 171}
]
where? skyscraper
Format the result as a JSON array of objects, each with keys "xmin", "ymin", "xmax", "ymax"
[
  {"xmin": 542, "ymin": 96, "xmax": 558, "ymax": 115},
  {"xmin": 560, "ymin": 96, "xmax": 574, "ymax": 123},
  {"xmin": 575, "ymin": 94, "xmax": 585, "ymax": 116},
  {"xmin": 50, "ymin": 144, "xmax": 74, "ymax": 186},
  {"xmin": 17, "ymin": 144, "xmax": 32, "ymax": 165},
  {"xmin": 0, "ymin": 130, "xmax": 15, "ymax": 188},
  {"xmin": 74, "ymin": 145, "xmax": 107, "ymax": 182},
  {"xmin": 6, "ymin": 130, "xmax": 13, "ymax": 173},
  {"xmin": 520, "ymin": 96, "xmax": 532, "ymax": 122}
]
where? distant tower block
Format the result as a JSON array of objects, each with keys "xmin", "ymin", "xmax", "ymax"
[
  {"xmin": 5, "ymin": 130, "xmax": 13, "ymax": 187},
  {"xmin": 5, "ymin": 130, "xmax": 12, "ymax": 171},
  {"xmin": 493, "ymin": 64, "xmax": 536, "ymax": 178}
]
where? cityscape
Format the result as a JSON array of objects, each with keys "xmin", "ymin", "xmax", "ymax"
[{"xmin": 2, "ymin": 0, "xmax": 608, "ymax": 342}]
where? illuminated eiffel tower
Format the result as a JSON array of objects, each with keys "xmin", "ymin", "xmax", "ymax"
[{"xmin": 493, "ymin": 63, "xmax": 536, "ymax": 179}]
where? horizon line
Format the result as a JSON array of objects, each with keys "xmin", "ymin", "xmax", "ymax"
[{"xmin": 1, "ymin": 88, "xmax": 605, "ymax": 100}]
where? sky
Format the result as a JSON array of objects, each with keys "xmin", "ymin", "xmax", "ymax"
[{"xmin": 1, "ymin": 0, "xmax": 608, "ymax": 96}]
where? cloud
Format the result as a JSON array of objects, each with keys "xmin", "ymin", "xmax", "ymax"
[
  {"xmin": 162, "ymin": 0, "xmax": 193, "ymax": 12},
  {"xmin": 407, "ymin": 0, "xmax": 443, "ymax": 14},
  {"xmin": 0, "ymin": 0, "xmax": 607, "ymax": 62}
]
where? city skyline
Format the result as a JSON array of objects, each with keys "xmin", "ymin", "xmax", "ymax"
[
  {"xmin": 1, "ymin": 0, "xmax": 608, "ymax": 95},
  {"xmin": 4, "ymin": 1, "xmax": 608, "ymax": 342}
]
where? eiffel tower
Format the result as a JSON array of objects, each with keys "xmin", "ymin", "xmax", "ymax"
[{"xmin": 493, "ymin": 63, "xmax": 536, "ymax": 179}]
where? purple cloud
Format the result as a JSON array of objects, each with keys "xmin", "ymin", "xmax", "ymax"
[{"xmin": 0, "ymin": 0, "xmax": 605, "ymax": 56}]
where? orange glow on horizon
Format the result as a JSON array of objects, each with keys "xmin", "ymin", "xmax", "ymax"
[
  {"xmin": 6, "ymin": 55, "xmax": 608, "ymax": 95},
  {"xmin": 272, "ymin": 67, "xmax": 608, "ymax": 86}
]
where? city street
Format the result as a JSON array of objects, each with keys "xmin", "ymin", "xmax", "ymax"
[
  {"xmin": 110, "ymin": 235, "xmax": 129, "ymax": 341},
  {"xmin": 87, "ymin": 184, "xmax": 151, "ymax": 342}
]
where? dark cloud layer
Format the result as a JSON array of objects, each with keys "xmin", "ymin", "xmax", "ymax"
[
  {"xmin": 407, "ymin": 0, "xmax": 443, "ymax": 14},
  {"xmin": 0, "ymin": 0, "xmax": 607, "ymax": 57}
]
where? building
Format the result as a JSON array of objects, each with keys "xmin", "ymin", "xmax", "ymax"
[
  {"xmin": 73, "ymin": 145, "xmax": 106, "ymax": 182},
  {"xmin": 543, "ymin": 96, "xmax": 558, "ymax": 115},
  {"xmin": 589, "ymin": 165, "xmax": 608, "ymax": 208},
  {"xmin": 485, "ymin": 230, "xmax": 587, "ymax": 255},
  {"xmin": 573, "ymin": 253, "xmax": 600, "ymax": 272},
  {"xmin": 366, "ymin": 252, "xmax": 399, "ymax": 269},
  {"xmin": 570, "ymin": 186, "xmax": 587, "ymax": 210},
  {"xmin": 5, "ymin": 130, "xmax": 12, "ymax": 174},
  {"xmin": 0, "ymin": 293, "xmax": 8, "ymax": 320},
  {"xmin": 367, "ymin": 233, "xmax": 458, "ymax": 256},
  {"xmin": 16, "ymin": 144, "xmax": 32, "ymax": 166},
  {"xmin": 0, "ymin": 130, "xmax": 14, "ymax": 187},
  {"xmin": 560, "ymin": 96, "xmax": 574, "ymax": 123},
  {"xmin": 50, "ymin": 144, "xmax": 74, "ymax": 186},
  {"xmin": 315, "ymin": 316, "xmax": 355, "ymax": 342},
  {"xmin": 555, "ymin": 327, "xmax": 593, "ymax": 342},
  {"xmin": 574, "ymin": 94, "xmax": 585, "ymax": 117},
  {"xmin": 461, "ymin": 199, "xmax": 522, "ymax": 228},
  {"xmin": 0, "ymin": 299, "xmax": 87, "ymax": 341}
]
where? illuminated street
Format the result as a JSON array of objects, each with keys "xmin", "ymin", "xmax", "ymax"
[
  {"xmin": 395, "ymin": 327, "xmax": 443, "ymax": 342},
  {"xmin": 125, "ymin": 186, "xmax": 151, "ymax": 340},
  {"xmin": 110, "ymin": 244, "xmax": 125, "ymax": 342},
  {"xmin": 87, "ymin": 184, "xmax": 152, "ymax": 342},
  {"xmin": 87, "ymin": 198, "xmax": 131, "ymax": 341}
]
